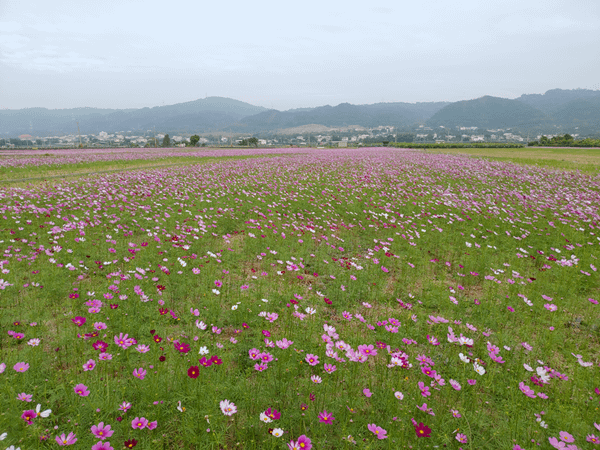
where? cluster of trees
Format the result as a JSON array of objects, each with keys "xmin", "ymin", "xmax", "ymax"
[
  {"xmin": 388, "ymin": 142, "xmax": 525, "ymax": 149},
  {"xmin": 528, "ymin": 134, "xmax": 600, "ymax": 147},
  {"xmin": 239, "ymin": 137, "xmax": 259, "ymax": 147}
]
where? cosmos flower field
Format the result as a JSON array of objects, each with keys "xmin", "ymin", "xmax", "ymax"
[{"xmin": 0, "ymin": 148, "xmax": 599, "ymax": 450}]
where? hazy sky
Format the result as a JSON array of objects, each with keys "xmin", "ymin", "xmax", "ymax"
[{"xmin": 1, "ymin": 0, "xmax": 599, "ymax": 111}]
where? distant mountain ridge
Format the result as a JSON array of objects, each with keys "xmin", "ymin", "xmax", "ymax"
[
  {"xmin": 426, "ymin": 96, "xmax": 549, "ymax": 129},
  {"xmin": 1, "ymin": 89, "xmax": 599, "ymax": 136}
]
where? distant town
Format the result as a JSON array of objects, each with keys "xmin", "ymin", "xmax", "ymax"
[{"xmin": 1, "ymin": 125, "xmax": 572, "ymax": 149}]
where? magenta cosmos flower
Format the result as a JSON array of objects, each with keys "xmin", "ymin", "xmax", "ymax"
[
  {"xmin": 288, "ymin": 434, "xmax": 312, "ymax": 450},
  {"xmin": 72, "ymin": 316, "xmax": 86, "ymax": 327},
  {"xmin": 367, "ymin": 423, "xmax": 388, "ymax": 439},
  {"xmin": 131, "ymin": 417, "xmax": 148, "ymax": 429},
  {"xmin": 21, "ymin": 409, "xmax": 36, "ymax": 424},
  {"xmin": 55, "ymin": 432, "xmax": 77, "ymax": 446},
  {"xmin": 74, "ymin": 383, "xmax": 90, "ymax": 397},
  {"xmin": 317, "ymin": 410, "xmax": 335, "ymax": 424},
  {"xmin": 91, "ymin": 422, "xmax": 114, "ymax": 440},
  {"xmin": 13, "ymin": 362, "xmax": 29, "ymax": 372},
  {"xmin": 83, "ymin": 359, "xmax": 96, "ymax": 371},
  {"xmin": 91, "ymin": 441, "xmax": 114, "ymax": 450}
]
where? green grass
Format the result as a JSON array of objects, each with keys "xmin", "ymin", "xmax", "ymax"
[{"xmin": 0, "ymin": 150, "xmax": 598, "ymax": 449}]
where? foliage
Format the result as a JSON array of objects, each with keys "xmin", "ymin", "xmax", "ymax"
[
  {"xmin": 189, "ymin": 135, "xmax": 200, "ymax": 147},
  {"xmin": 528, "ymin": 134, "xmax": 600, "ymax": 147},
  {"xmin": 389, "ymin": 142, "xmax": 525, "ymax": 149}
]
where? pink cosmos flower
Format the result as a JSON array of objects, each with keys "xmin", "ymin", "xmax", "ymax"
[
  {"xmin": 324, "ymin": 363, "xmax": 337, "ymax": 373},
  {"xmin": 74, "ymin": 383, "xmax": 90, "ymax": 397},
  {"xmin": 83, "ymin": 359, "xmax": 96, "ymax": 371},
  {"xmin": 519, "ymin": 382, "xmax": 536, "ymax": 398},
  {"xmin": 91, "ymin": 442, "xmax": 114, "ymax": 450},
  {"xmin": 456, "ymin": 433, "xmax": 468, "ymax": 443},
  {"xmin": 99, "ymin": 352, "xmax": 112, "ymax": 361},
  {"xmin": 258, "ymin": 352, "xmax": 273, "ymax": 363},
  {"xmin": 17, "ymin": 393, "xmax": 33, "ymax": 402},
  {"xmin": 357, "ymin": 344, "xmax": 377, "ymax": 356},
  {"xmin": 367, "ymin": 423, "xmax": 388, "ymax": 439},
  {"xmin": 13, "ymin": 362, "xmax": 29, "ymax": 372},
  {"xmin": 418, "ymin": 381, "xmax": 431, "ymax": 397},
  {"xmin": 133, "ymin": 368, "xmax": 146, "ymax": 380},
  {"xmin": 119, "ymin": 401, "xmax": 132, "ymax": 412},
  {"xmin": 114, "ymin": 333, "xmax": 132, "ymax": 349},
  {"xmin": 450, "ymin": 409, "xmax": 462, "ymax": 418},
  {"xmin": 586, "ymin": 435, "xmax": 599, "ymax": 444},
  {"xmin": 363, "ymin": 388, "xmax": 372, "ymax": 397},
  {"xmin": 91, "ymin": 422, "xmax": 114, "ymax": 440},
  {"xmin": 276, "ymin": 338, "xmax": 293, "ymax": 349},
  {"xmin": 135, "ymin": 344, "xmax": 150, "ymax": 353},
  {"xmin": 559, "ymin": 432, "xmax": 575, "ymax": 443},
  {"xmin": 305, "ymin": 354, "xmax": 319, "ymax": 366},
  {"xmin": 449, "ymin": 379, "xmax": 462, "ymax": 391},
  {"xmin": 147, "ymin": 421, "xmax": 157, "ymax": 430},
  {"xmin": 131, "ymin": 417, "xmax": 148, "ymax": 429},
  {"xmin": 55, "ymin": 432, "xmax": 77, "ymax": 446}
]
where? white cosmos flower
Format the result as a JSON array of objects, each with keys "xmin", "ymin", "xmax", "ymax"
[
  {"xmin": 36, "ymin": 403, "xmax": 52, "ymax": 417},
  {"xmin": 272, "ymin": 428, "xmax": 284, "ymax": 437},
  {"xmin": 474, "ymin": 363, "xmax": 486, "ymax": 375},
  {"xmin": 198, "ymin": 346, "xmax": 209, "ymax": 355},
  {"xmin": 261, "ymin": 298, "xmax": 269, "ymax": 303},
  {"xmin": 523, "ymin": 364, "xmax": 533, "ymax": 372},
  {"xmin": 0, "ymin": 432, "xmax": 7, "ymax": 440},
  {"xmin": 177, "ymin": 401, "xmax": 185, "ymax": 412},
  {"xmin": 305, "ymin": 307, "xmax": 316, "ymax": 315},
  {"xmin": 231, "ymin": 305, "xmax": 238, "ymax": 310},
  {"xmin": 195, "ymin": 320, "xmax": 207, "ymax": 330},
  {"xmin": 260, "ymin": 412, "xmax": 272, "ymax": 423},
  {"xmin": 212, "ymin": 289, "xmax": 220, "ymax": 295},
  {"xmin": 459, "ymin": 353, "xmax": 470, "ymax": 363},
  {"xmin": 394, "ymin": 391, "xmax": 404, "ymax": 400}
]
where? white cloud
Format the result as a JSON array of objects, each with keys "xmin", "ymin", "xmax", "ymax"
[{"xmin": 0, "ymin": 34, "xmax": 30, "ymax": 50}]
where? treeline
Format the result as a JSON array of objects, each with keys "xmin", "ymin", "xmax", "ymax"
[
  {"xmin": 527, "ymin": 134, "xmax": 600, "ymax": 147},
  {"xmin": 387, "ymin": 142, "xmax": 525, "ymax": 149}
]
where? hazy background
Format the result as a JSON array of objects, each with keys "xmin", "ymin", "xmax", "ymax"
[{"xmin": 1, "ymin": 0, "xmax": 599, "ymax": 110}]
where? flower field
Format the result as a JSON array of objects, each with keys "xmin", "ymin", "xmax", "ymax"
[{"xmin": 0, "ymin": 148, "xmax": 599, "ymax": 449}]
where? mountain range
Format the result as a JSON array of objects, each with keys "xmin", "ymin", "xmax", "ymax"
[{"xmin": 1, "ymin": 89, "xmax": 600, "ymax": 137}]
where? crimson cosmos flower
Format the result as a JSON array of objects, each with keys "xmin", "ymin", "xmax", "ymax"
[
  {"xmin": 124, "ymin": 438, "xmax": 138, "ymax": 448},
  {"xmin": 414, "ymin": 422, "xmax": 432, "ymax": 438},
  {"xmin": 187, "ymin": 366, "xmax": 199, "ymax": 379}
]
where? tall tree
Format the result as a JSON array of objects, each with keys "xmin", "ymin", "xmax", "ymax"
[
  {"xmin": 162, "ymin": 134, "xmax": 170, "ymax": 147},
  {"xmin": 190, "ymin": 135, "xmax": 200, "ymax": 147}
]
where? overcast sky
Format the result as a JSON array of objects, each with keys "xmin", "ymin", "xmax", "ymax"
[{"xmin": 1, "ymin": 0, "xmax": 599, "ymax": 111}]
